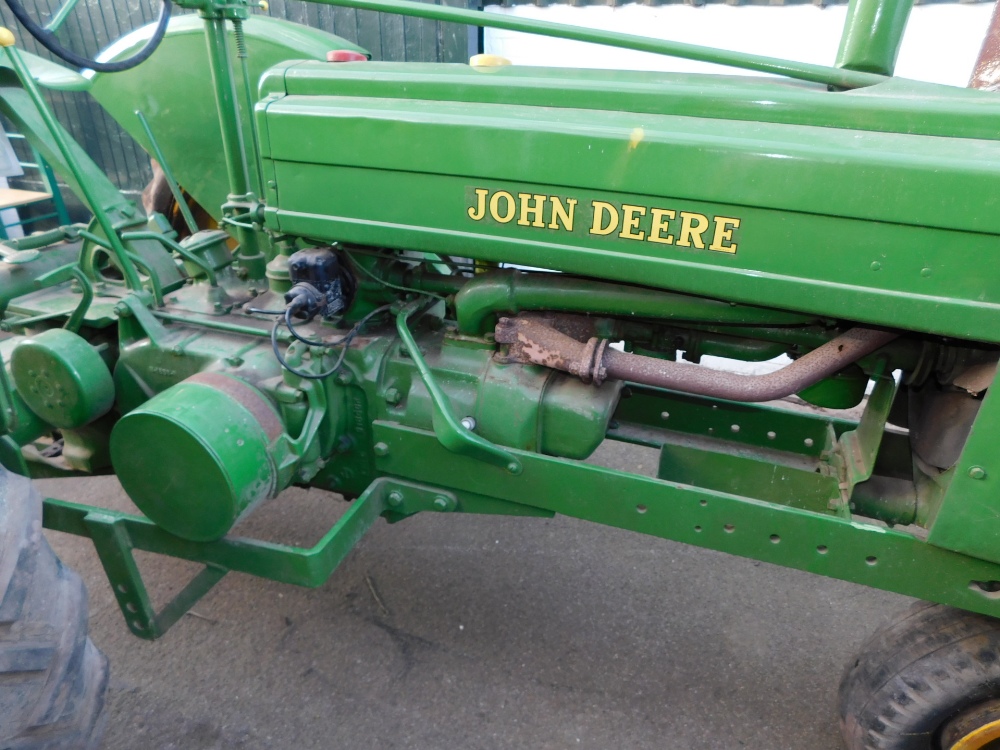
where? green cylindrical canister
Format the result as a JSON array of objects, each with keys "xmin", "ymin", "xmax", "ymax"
[
  {"xmin": 10, "ymin": 328, "xmax": 115, "ymax": 430},
  {"xmin": 110, "ymin": 372, "xmax": 284, "ymax": 541}
]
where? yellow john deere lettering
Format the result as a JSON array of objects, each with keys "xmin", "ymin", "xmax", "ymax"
[{"xmin": 466, "ymin": 187, "xmax": 741, "ymax": 254}]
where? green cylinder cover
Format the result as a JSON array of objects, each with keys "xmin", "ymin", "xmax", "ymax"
[
  {"xmin": 10, "ymin": 328, "xmax": 115, "ymax": 429},
  {"xmin": 110, "ymin": 373, "xmax": 283, "ymax": 542}
]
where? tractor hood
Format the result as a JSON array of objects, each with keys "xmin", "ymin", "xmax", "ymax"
[{"xmin": 257, "ymin": 61, "xmax": 1000, "ymax": 340}]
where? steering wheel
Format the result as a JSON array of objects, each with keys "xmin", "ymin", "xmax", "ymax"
[{"xmin": 3, "ymin": 0, "xmax": 172, "ymax": 73}]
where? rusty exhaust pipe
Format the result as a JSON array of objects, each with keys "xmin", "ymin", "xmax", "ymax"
[{"xmin": 495, "ymin": 316, "xmax": 897, "ymax": 403}]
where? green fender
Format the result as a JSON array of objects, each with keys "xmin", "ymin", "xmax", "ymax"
[{"xmin": 88, "ymin": 15, "xmax": 368, "ymax": 221}]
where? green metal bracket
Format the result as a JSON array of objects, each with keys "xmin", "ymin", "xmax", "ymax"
[
  {"xmin": 396, "ymin": 299, "xmax": 521, "ymax": 474},
  {"xmin": 115, "ymin": 294, "xmax": 172, "ymax": 349},
  {"xmin": 836, "ymin": 368, "xmax": 898, "ymax": 496},
  {"xmin": 272, "ymin": 379, "xmax": 328, "ymax": 486},
  {"xmin": 120, "ymin": 231, "xmax": 218, "ymax": 287},
  {"xmin": 84, "ymin": 510, "xmax": 227, "ymax": 640},
  {"xmin": 41, "ymin": 477, "xmax": 457, "ymax": 639},
  {"xmin": 34, "ymin": 263, "xmax": 93, "ymax": 333},
  {"xmin": 370, "ymin": 420, "xmax": 1000, "ymax": 620}
]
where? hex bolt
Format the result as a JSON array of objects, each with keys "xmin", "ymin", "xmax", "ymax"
[
  {"xmin": 373, "ymin": 442, "xmax": 390, "ymax": 457},
  {"xmin": 384, "ymin": 387, "xmax": 401, "ymax": 405},
  {"xmin": 969, "ymin": 466, "xmax": 987, "ymax": 480},
  {"xmin": 433, "ymin": 495, "xmax": 451, "ymax": 511},
  {"xmin": 114, "ymin": 302, "xmax": 132, "ymax": 318},
  {"xmin": 387, "ymin": 491, "xmax": 404, "ymax": 507},
  {"xmin": 460, "ymin": 416, "xmax": 477, "ymax": 431}
]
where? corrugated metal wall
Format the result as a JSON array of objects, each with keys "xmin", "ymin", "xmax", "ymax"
[{"xmin": 0, "ymin": 0, "xmax": 475, "ymax": 199}]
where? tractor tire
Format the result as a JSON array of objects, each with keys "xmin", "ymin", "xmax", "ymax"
[
  {"xmin": 839, "ymin": 601, "xmax": 1000, "ymax": 750},
  {"xmin": 0, "ymin": 467, "xmax": 109, "ymax": 750}
]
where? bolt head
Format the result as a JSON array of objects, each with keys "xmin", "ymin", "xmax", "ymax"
[
  {"xmin": 373, "ymin": 441, "xmax": 389, "ymax": 457},
  {"xmin": 433, "ymin": 496, "xmax": 450, "ymax": 511},
  {"xmin": 460, "ymin": 416, "xmax": 477, "ymax": 431},
  {"xmin": 384, "ymin": 387, "xmax": 401, "ymax": 405},
  {"xmin": 969, "ymin": 466, "xmax": 987, "ymax": 480},
  {"xmin": 336, "ymin": 371, "xmax": 352, "ymax": 385},
  {"xmin": 114, "ymin": 302, "xmax": 131, "ymax": 318},
  {"xmin": 387, "ymin": 491, "xmax": 404, "ymax": 507}
]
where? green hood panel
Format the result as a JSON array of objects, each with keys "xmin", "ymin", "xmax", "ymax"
[
  {"xmin": 258, "ymin": 61, "xmax": 1000, "ymax": 340},
  {"xmin": 89, "ymin": 15, "xmax": 367, "ymax": 219}
]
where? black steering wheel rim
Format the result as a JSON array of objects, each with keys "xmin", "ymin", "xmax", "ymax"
[{"xmin": 3, "ymin": 0, "xmax": 172, "ymax": 73}]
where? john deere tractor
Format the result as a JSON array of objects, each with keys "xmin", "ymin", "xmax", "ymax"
[{"xmin": 0, "ymin": 0, "xmax": 998, "ymax": 746}]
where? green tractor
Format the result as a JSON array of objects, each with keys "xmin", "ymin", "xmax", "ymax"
[{"xmin": 0, "ymin": 0, "xmax": 998, "ymax": 746}]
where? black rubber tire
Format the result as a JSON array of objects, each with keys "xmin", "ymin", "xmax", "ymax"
[
  {"xmin": 839, "ymin": 601, "xmax": 1000, "ymax": 750},
  {"xmin": 0, "ymin": 467, "xmax": 109, "ymax": 750}
]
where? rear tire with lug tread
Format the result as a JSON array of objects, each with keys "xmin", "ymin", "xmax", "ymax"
[
  {"xmin": 0, "ymin": 466, "xmax": 109, "ymax": 749},
  {"xmin": 839, "ymin": 601, "xmax": 1000, "ymax": 750}
]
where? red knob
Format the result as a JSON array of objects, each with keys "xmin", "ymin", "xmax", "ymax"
[{"xmin": 326, "ymin": 50, "xmax": 368, "ymax": 62}]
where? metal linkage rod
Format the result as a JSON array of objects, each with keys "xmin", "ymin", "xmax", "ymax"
[{"xmin": 310, "ymin": 0, "xmax": 887, "ymax": 89}]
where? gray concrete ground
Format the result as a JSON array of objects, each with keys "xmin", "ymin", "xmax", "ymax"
[{"xmin": 37, "ymin": 441, "xmax": 910, "ymax": 750}]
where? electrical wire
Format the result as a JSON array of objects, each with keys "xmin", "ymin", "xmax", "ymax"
[
  {"xmin": 270, "ymin": 304, "xmax": 393, "ymax": 380},
  {"xmin": 347, "ymin": 253, "xmax": 448, "ymax": 303},
  {"xmin": 247, "ymin": 308, "xmax": 286, "ymax": 315},
  {"xmin": 4, "ymin": 0, "xmax": 172, "ymax": 73},
  {"xmin": 284, "ymin": 307, "xmax": 329, "ymax": 347}
]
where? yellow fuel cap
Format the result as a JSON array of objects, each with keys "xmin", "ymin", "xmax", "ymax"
[
  {"xmin": 0, "ymin": 28, "xmax": 15, "ymax": 47},
  {"xmin": 469, "ymin": 54, "xmax": 511, "ymax": 68}
]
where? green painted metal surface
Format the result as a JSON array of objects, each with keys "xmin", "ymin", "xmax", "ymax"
[
  {"xmin": 258, "ymin": 78, "xmax": 1000, "ymax": 340},
  {"xmin": 370, "ymin": 421, "xmax": 1000, "ymax": 619},
  {"xmin": 111, "ymin": 375, "xmax": 282, "ymax": 541},
  {"xmin": 0, "ymin": 0, "xmax": 998, "ymax": 651},
  {"xmin": 836, "ymin": 0, "xmax": 913, "ymax": 76},
  {"xmin": 9, "ymin": 328, "xmax": 114, "ymax": 429},
  {"xmin": 88, "ymin": 15, "xmax": 366, "ymax": 220}
]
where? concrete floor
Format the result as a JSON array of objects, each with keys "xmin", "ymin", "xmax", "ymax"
[{"xmin": 37, "ymin": 441, "xmax": 910, "ymax": 750}]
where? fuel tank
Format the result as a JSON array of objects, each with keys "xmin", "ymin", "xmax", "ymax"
[{"xmin": 257, "ymin": 62, "xmax": 1000, "ymax": 343}]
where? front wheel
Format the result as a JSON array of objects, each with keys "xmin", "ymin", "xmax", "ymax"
[
  {"xmin": 840, "ymin": 601, "xmax": 1000, "ymax": 750},
  {"xmin": 0, "ymin": 467, "xmax": 109, "ymax": 749}
]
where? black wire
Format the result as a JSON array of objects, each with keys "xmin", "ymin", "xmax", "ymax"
[
  {"xmin": 284, "ymin": 307, "xmax": 328, "ymax": 347},
  {"xmin": 270, "ymin": 305, "xmax": 393, "ymax": 380},
  {"xmin": 247, "ymin": 308, "xmax": 287, "ymax": 316},
  {"xmin": 4, "ymin": 0, "xmax": 172, "ymax": 73}
]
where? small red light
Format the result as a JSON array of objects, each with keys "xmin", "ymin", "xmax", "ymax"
[{"xmin": 326, "ymin": 50, "xmax": 368, "ymax": 63}]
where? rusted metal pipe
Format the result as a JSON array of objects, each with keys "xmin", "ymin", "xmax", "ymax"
[{"xmin": 495, "ymin": 316, "xmax": 897, "ymax": 403}]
